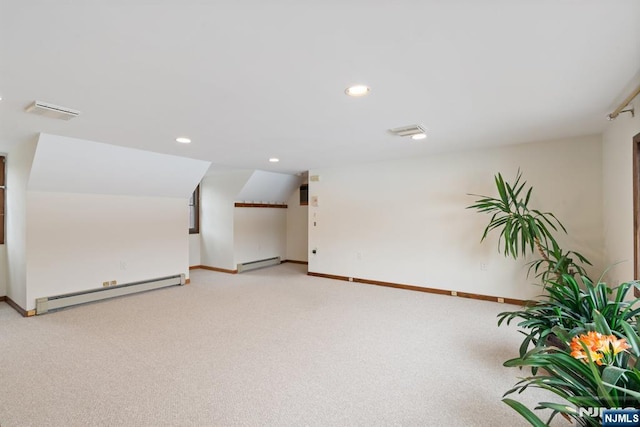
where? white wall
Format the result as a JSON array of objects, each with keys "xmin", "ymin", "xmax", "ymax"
[
  {"xmin": 200, "ymin": 169, "xmax": 303, "ymax": 269},
  {"xmin": 189, "ymin": 234, "xmax": 201, "ymax": 267},
  {"xmin": 5, "ymin": 138, "xmax": 38, "ymax": 308},
  {"xmin": 602, "ymin": 93, "xmax": 640, "ymax": 285},
  {"xmin": 286, "ymin": 187, "xmax": 308, "ymax": 262},
  {"xmin": 24, "ymin": 192, "xmax": 189, "ymax": 311},
  {"xmin": 234, "ymin": 208, "xmax": 286, "ymax": 265},
  {"xmin": 200, "ymin": 170, "xmax": 252, "ymax": 270},
  {"xmin": 2, "ymin": 135, "xmax": 209, "ymax": 312},
  {"xmin": 308, "ymin": 135, "xmax": 603, "ymax": 301}
]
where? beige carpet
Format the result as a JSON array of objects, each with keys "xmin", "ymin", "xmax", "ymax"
[{"xmin": 0, "ymin": 263, "xmax": 567, "ymax": 426}]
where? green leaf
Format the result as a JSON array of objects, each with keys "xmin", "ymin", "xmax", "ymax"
[
  {"xmin": 536, "ymin": 402, "xmax": 580, "ymax": 424},
  {"xmin": 593, "ymin": 310, "xmax": 612, "ymax": 335},
  {"xmin": 496, "ymin": 173, "xmax": 508, "ymax": 206},
  {"xmin": 524, "ymin": 186, "xmax": 533, "ymax": 206},
  {"xmin": 602, "ymin": 382, "xmax": 640, "ymax": 399},
  {"xmin": 621, "ymin": 321, "xmax": 640, "ymax": 356},
  {"xmin": 579, "ymin": 340, "xmax": 615, "ymax": 406},
  {"xmin": 502, "ymin": 399, "xmax": 547, "ymax": 427},
  {"xmin": 550, "ymin": 326, "xmax": 572, "ymax": 343},
  {"xmin": 537, "ymin": 403, "xmax": 578, "ymax": 414},
  {"xmin": 602, "ymin": 366, "xmax": 627, "ymax": 392}
]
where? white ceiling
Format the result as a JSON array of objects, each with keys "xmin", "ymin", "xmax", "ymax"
[
  {"xmin": 30, "ymin": 133, "xmax": 210, "ymax": 197},
  {"xmin": 237, "ymin": 170, "xmax": 301, "ymax": 204},
  {"xmin": 1, "ymin": 1, "xmax": 639, "ymax": 175}
]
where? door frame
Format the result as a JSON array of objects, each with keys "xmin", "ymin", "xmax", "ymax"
[{"xmin": 633, "ymin": 132, "xmax": 640, "ymax": 295}]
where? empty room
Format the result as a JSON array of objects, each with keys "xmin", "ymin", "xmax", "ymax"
[{"xmin": 1, "ymin": 1, "xmax": 640, "ymax": 426}]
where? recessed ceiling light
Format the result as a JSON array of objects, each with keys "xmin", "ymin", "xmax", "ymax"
[
  {"xmin": 176, "ymin": 137, "xmax": 191, "ymax": 144},
  {"xmin": 345, "ymin": 85, "xmax": 370, "ymax": 97},
  {"xmin": 411, "ymin": 133, "xmax": 427, "ymax": 140},
  {"xmin": 269, "ymin": 158, "xmax": 280, "ymax": 163}
]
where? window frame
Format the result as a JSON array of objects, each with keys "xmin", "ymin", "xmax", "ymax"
[{"xmin": 189, "ymin": 184, "xmax": 200, "ymax": 234}]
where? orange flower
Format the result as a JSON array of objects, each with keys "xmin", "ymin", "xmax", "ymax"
[
  {"xmin": 570, "ymin": 332, "xmax": 630, "ymax": 366},
  {"xmin": 602, "ymin": 335, "xmax": 631, "ymax": 356},
  {"xmin": 571, "ymin": 341, "xmax": 605, "ymax": 366}
]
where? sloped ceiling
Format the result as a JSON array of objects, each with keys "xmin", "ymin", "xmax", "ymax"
[
  {"xmin": 1, "ymin": 2, "xmax": 639, "ymax": 175},
  {"xmin": 236, "ymin": 170, "xmax": 301, "ymax": 204},
  {"xmin": 29, "ymin": 134, "xmax": 211, "ymax": 197}
]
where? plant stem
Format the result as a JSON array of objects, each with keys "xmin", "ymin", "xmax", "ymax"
[{"xmin": 534, "ymin": 237, "xmax": 550, "ymax": 263}]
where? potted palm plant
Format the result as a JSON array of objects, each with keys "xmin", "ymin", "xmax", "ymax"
[
  {"xmin": 467, "ymin": 169, "xmax": 591, "ymax": 284},
  {"xmin": 468, "ymin": 170, "xmax": 595, "ymax": 356},
  {"xmin": 468, "ymin": 170, "xmax": 640, "ymax": 425}
]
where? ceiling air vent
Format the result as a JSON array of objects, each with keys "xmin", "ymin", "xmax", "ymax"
[
  {"xmin": 388, "ymin": 124, "xmax": 426, "ymax": 137},
  {"xmin": 25, "ymin": 101, "xmax": 80, "ymax": 121}
]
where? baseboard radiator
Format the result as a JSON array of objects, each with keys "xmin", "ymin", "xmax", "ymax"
[
  {"xmin": 237, "ymin": 256, "xmax": 281, "ymax": 273},
  {"xmin": 35, "ymin": 274, "xmax": 185, "ymax": 315}
]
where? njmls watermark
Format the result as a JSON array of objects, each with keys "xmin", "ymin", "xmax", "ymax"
[{"xmin": 577, "ymin": 407, "xmax": 640, "ymax": 426}]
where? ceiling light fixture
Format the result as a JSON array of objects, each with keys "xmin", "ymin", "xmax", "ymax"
[
  {"xmin": 345, "ymin": 85, "xmax": 370, "ymax": 97},
  {"xmin": 176, "ymin": 137, "xmax": 191, "ymax": 144},
  {"xmin": 411, "ymin": 133, "xmax": 427, "ymax": 140},
  {"xmin": 269, "ymin": 158, "xmax": 280, "ymax": 163}
]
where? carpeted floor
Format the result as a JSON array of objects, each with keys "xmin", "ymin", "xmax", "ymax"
[{"xmin": 0, "ymin": 263, "xmax": 568, "ymax": 426}]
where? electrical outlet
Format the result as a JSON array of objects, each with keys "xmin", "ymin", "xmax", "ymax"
[
  {"xmin": 102, "ymin": 281, "xmax": 109, "ymax": 287},
  {"xmin": 348, "ymin": 277, "xmax": 353, "ymax": 282},
  {"xmin": 497, "ymin": 297, "xmax": 505, "ymax": 303},
  {"xmin": 451, "ymin": 291, "xmax": 457, "ymax": 296},
  {"xmin": 480, "ymin": 263, "xmax": 488, "ymax": 271},
  {"xmin": 110, "ymin": 280, "xmax": 117, "ymax": 286}
]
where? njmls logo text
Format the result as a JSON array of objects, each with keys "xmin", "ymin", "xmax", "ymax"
[{"xmin": 578, "ymin": 407, "xmax": 640, "ymax": 427}]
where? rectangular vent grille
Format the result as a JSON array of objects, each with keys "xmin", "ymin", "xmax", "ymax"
[
  {"xmin": 25, "ymin": 100, "xmax": 80, "ymax": 120},
  {"xmin": 388, "ymin": 124, "xmax": 425, "ymax": 137}
]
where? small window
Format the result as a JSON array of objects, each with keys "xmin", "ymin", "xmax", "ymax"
[
  {"xmin": 300, "ymin": 184, "xmax": 308, "ymax": 206},
  {"xmin": 189, "ymin": 185, "xmax": 200, "ymax": 234}
]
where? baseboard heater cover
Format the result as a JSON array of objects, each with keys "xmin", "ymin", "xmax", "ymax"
[
  {"xmin": 35, "ymin": 274, "xmax": 185, "ymax": 315},
  {"xmin": 237, "ymin": 256, "xmax": 281, "ymax": 273}
]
